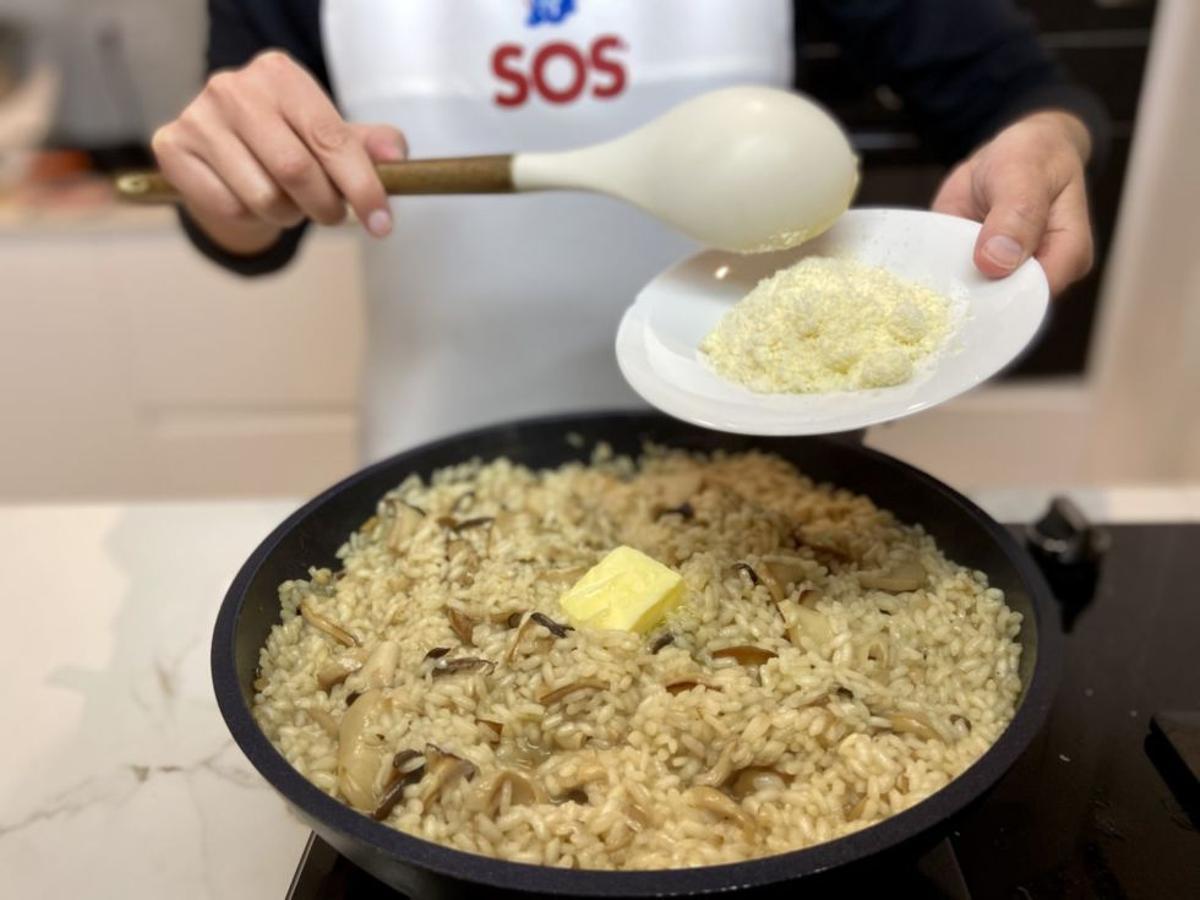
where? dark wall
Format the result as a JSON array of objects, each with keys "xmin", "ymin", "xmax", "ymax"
[{"xmin": 797, "ymin": 0, "xmax": 1156, "ymax": 378}]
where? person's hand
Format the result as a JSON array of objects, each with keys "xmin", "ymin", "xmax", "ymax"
[
  {"xmin": 932, "ymin": 111, "xmax": 1093, "ymax": 297},
  {"xmin": 152, "ymin": 50, "xmax": 406, "ymax": 255}
]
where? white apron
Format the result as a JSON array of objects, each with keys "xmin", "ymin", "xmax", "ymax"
[{"xmin": 323, "ymin": 0, "xmax": 792, "ymax": 461}]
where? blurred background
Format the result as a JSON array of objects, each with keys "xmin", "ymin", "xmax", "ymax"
[{"xmin": 0, "ymin": 0, "xmax": 1195, "ymax": 500}]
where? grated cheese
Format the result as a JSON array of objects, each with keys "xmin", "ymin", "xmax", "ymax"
[{"xmin": 699, "ymin": 256, "xmax": 951, "ymax": 393}]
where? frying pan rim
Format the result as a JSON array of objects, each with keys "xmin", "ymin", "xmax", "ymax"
[{"xmin": 212, "ymin": 410, "xmax": 1061, "ymax": 897}]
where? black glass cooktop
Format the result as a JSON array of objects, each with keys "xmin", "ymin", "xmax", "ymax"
[{"xmin": 287, "ymin": 524, "xmax": 1200, "ymax": 899}]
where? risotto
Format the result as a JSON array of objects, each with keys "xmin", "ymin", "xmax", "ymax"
[{"xmin": 252, "ymin": 445, "xmax": 1022, "ymax": 870}]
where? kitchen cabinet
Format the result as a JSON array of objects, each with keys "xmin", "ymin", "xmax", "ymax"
[{"xmin": 0, "ymin": 207, "xmax": 363, "ymax": 499}]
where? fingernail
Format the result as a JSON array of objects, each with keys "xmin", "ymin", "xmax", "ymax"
[
  {"xmin": 982, "ymin": 235, "xmax": 1024, "ymax": 270},
  {"xmin": 374, "ymin": 141, "xmax": 403, "ymax": 162},
  {"xmin": 366, "ymin": 208, "xmax": 392, "ymax": 238}
]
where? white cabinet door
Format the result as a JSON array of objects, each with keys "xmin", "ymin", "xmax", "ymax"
[{"xmin": 0, "ymin": 209, "xmax": 364, "ymax": 499}]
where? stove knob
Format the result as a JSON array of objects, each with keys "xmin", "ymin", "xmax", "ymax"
[{"xmin": 1024, "ymin": 496, "xmax": 1110, "ymax": 627}]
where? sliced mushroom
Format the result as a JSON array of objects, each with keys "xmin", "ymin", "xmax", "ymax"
[
  {"xmin": 419, "ymin": 745, "xmax": 478, "ymax": 813},
  {"xmin": 555, "ymin": 787, "xmax": 590, "ymax": 805},
  {"xmin": 793, "ymin": 690, "xmax": 830, "ymax": 709},
  {"xmin": 392, "ymin": 748, "xmax": 425, "ymax": 775},
  {"xmin": 547, "ymin": 759, "xmax": 608, "ymax": 804},
  {"xmin": 495, "ymin": 610, "xmax": 525, "ymax": 629},
  {"xmin": 732, "ymin": 562, "xmax": 761, "ymax": 586},
  {"xmin": 316, "ymin": 651, "xmax": 367, "ymax": 692},
  {"xmin": 307, "ymin": 706, "xmax": 340, "ymax": 738},
  {"xmin": 504, "ymin": 614, "xmax": 535, "ymax": 663},
  {"xmin": 711, "ymin": 645, "xmax": 777, "ymax": 667},
  {"xmin": 844, "ymin": 792, "xmax": 868, "ymax": 820},
  {"xmin": 535, "ymin": 566, "xmax": 589, "ymax": 584},
  {"xmin": 665, "ymin": 679, "xmax": 719, "ymax": 696},
  {"xmin": 530, "ymin": 612, "xmax": 573, "ymax": 639},
  {"xmin": 446, "ymin": 608, "xmax": 477, "ymax": 646},
  {"xmin": 371, "ymin": 749, "xmax": 427, "ymax": 821},
  {"xmin": 884, "ymin": 712, "xmax": 941, "ymax": 742},
  {"xmin": 444, "ymin": 540, "xmax": 480, "ymax": 586},
  {"xmin": 431, "ymin": 657, "xmax": 495, "ymax": 679},
  {"xmin": 950, "ymin": 714, "xmax": 973, "ymax": 733},
  {"xmin": 300, "ymin": 601, "xmax": 360, "ymax": 648},
  {"xmin": 795, "ymin": 532, "xmax": 855, "ymax": 563},
  {"xmin": 796, "ymin": 588, "xmax": 821, "ymax": 606},
  {"xmin": 387, "ymin": 502, "xmax": 426, "ymax": 551},
  {"xmin": 538, "ymin": 678, "xmax": 607, "ymax": 706},
  {"xmin": 762, "ymin": 555, "xmax": 810, "ymax": 591},
  {"xmin": 787, "ymin": 605, "xmax": 832, "ymax": 648},
  {"xmin": 649, "ymin": 632, "xmax": 675, "ymax": 654},
  {"xmin": 654, "ymin": 502, "xmax": 695, "ymax": 521},
  {"xmin": 697, "ymin": 746, "xmax": 736, "ymax": 788},
  {"xmin": 370, "ymin": 783, "xmax": 405, "ymax": 823},
  {"xmin": 756, "ymin": 566, "xmax": 785, "ymax": 605},
  {"xmin": 687, "ymin": 785, "xmax": 755, "ymax": 832},
  {"xmin": 483, "ymin": 770, "xmax": 546, "ymax": 815},
  {"xmin": 437, "ymin": 515, "xmax": 494, "ymax": 533},
  {"xmin": 724, "ymin": 766, "xmax": 792, "ymax": 801},
  {"xmin": 423, "ymin": 646, "xmax": 451, "ymax": 661},
  {"xmin": 452, "ymin": 516, "xmax": 495, "ymax": 532},
  {"xmin": 858, "ymin": 559, "xmax": 927, "ymax": 593},
  {"xmin": 477, "ymin": 719, "xmax": 504, "ymax": 742},
  {"xmin": 336, "ymin": 690, "xmax": 391, "ymax": 811},
  {"xmin": 346, "ymin": 640, "xmax": 399, "ymax": 692}
]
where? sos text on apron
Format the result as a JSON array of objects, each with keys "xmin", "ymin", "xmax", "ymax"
[{"xmin": 323, "ymin": 0, "xmax": 792, "ymax": 460}]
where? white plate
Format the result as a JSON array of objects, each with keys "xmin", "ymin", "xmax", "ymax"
[{"xmin": 616, "ymin": 207, "xmax": 1049, "ymax": 435}]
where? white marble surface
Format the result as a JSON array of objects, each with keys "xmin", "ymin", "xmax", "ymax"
[
  {"xmin": 0, "ymin": 501, "xmax": 307, "ymax": 900},
  {"xmin": 1, "ymin": 490, "xmax": 1196, "ymax": 899}
]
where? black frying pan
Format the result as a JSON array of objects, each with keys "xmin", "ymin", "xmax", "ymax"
[{"xmin": 212, "ymin": 411, "xmax": 1061, "ymax": 898}]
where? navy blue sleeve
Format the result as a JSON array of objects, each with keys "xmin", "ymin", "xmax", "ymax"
[
  {"xmin": 206, "ymin": 0, "xmax": 326, "ymax": 86},
  {"xmin": 809, "ymin": 0, "xmax": 1110, "ymax": 167},
  {"xmin": 178, "ymin": 0, "xmax": 327, "ymax": 277}
]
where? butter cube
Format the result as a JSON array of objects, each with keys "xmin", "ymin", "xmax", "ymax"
[{"xmin": 559, "ymin": 546, "xmax": 684, "ymax": 634}]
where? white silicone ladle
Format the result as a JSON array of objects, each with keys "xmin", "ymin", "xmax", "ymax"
[{"xmin": 117, "ymin": 86, "xmax": 860, "ymax": 254}]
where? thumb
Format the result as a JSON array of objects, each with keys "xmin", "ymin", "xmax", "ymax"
[
  {"xmin": 973, "ymin": 170, "xmax": 1052, "ymax": 280},
  {"xmin": 351, "ymin": 123, "xmax": 408, "ymax": 163}
]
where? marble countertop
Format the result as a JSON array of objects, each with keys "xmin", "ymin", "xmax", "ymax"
[
  {"xmin": 3, "ymin": 490, "xmax": 1197, "ymax": 900},
  {"xmin": 0, "ymin": 501, "xmax": 305, "ymax": 900}
]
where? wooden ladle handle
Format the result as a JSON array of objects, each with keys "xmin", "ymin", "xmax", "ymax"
[{"xmin": 114, "ymin": 154, "xmax": 515, "ymax": 204}]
